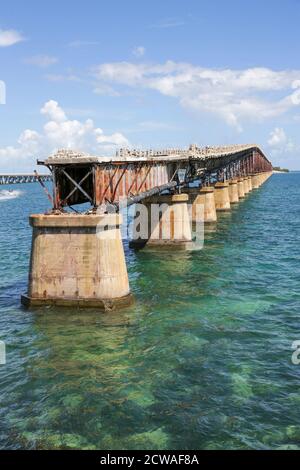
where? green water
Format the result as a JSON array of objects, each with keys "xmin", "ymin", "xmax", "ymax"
[{"xmin": 0, "ymin": 174, "xmax": 300, "ymax": 450}]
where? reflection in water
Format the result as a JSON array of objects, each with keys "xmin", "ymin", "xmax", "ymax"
[{"xmin": 1, "ymin": 175, "xmax": 300, "ymax": 449}]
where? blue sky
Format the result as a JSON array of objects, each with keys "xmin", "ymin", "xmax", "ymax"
[{"xmin": 1, "ymin": 0, "xmax": 300, "ymax": 171}]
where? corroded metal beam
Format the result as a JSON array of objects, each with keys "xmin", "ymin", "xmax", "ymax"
[{"xmin": 38, "ymin": 144, "xmax": 272, "ymax": 210}]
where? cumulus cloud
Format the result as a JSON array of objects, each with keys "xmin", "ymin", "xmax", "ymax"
[
  {"xmin": 24, "ymin": 55, "xmax": 58, "ymax": 68},
  {"xmin": 132, "ymin": 46, "xmax": 145, "ymax": 58},
  {"xmin": 93, "ymin": 61, "xmax": 300, "ymax": 131},
  {"xmin": 268, "ymin": 128, "xmax": 287, "ymax": 147},
  {"xmin": 0, "ymin": 29, "xmax": 25, "ymax": 47},
  {"xmin": 0, "ymin": 100, "xmax": 129, "ymax": 171},
  {"xmin": 41, "ymin": 100, "xmax": 67, "ymax": 122},
  {"xmin": 268, "ymin": 127, "xmax": 295, "ymax": 155}
]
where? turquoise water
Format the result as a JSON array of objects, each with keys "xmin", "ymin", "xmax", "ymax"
[{"xmin": 0, "ymin": 174, "xmax": 300, "ymax": 450}]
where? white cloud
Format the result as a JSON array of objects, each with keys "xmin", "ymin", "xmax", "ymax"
[
  {"xmin": 24, "ymin": 55, "xmax": 58, "ymax": 68},
  {"xmin": 41, "ymin": 100, "xmax": 67, "ymax": 122},
  {"xmin": 0, "ymin": 29, "xmax": 25, "ymax": 47},
  {"xmin": 93, "ymin": 84, "xmax": 120, "ymax": 96},
  {"xmin": 268, "ymin": 128, "xmax": 287, "ymax": 147},
  {"xmin": 93, "ymin": 61, "xmax": 300, "ymax": 131},
  {"xmin": 0, "ymin": 100, "xmax": 129, "ymax": 171},
  {"xmin": 267, "ymin": 127, "xmax": 295, "ymax": 155},
  {"xmin": 132, "ymin": 46, "xmax": 145, "ymax": 58}
]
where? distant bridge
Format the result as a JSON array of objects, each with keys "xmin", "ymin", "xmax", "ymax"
[{"xmin": 0, "ymin": 174, "xmax": 52, "ymax": 185}]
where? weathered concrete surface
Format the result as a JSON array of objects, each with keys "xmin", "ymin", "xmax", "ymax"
[
  {"xmin": 214, "ymin": 182, "xmax": 231, "ymax": 211},
  {"xmin": 237, "ymin": 178, "xmax": 245, "ymax": 198},
  {"xmin": 228, "ymin": 179, "xmax": 239, "ymax": 204},
  {"xmin": 188, "ymin": 187, "xmax": 217, "ymax": 223},
  {"xmin": 251, "ymin": 171, "xmax": 273, "ymax": 189},
  {"xmin": 251, "ymin": 174, "xmax": 260, "ymax": 189},
  {"xmin": 22, "ymin": 214, "xmax": 132, "ymax": 310},
  {"xmin": 243, "ymin": 177, "xmax": 250, "ymax": 195},
  {"xmin": 247, "ymin": 176, "xmax": 253, "ymax": 192},
  {"xmin": 132, "ymin": 193, "xmax": 192, "ymax": 249}
]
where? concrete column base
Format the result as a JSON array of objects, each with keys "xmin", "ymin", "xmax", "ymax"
[
  {"xmin": 247, "ymin": 176, "xmax": 253, "ymax": 192},
  {"xmin": 214, "ymin": 182, "xmax": 231, "ymax": 211},
  {"xmin": 251, "ymin": 174, "xmax": 260, "ymax": 189},
  {"xmin": 228, "ymin": 179, "xmax": 239, "ymax": 203},
  {"xmin": 243, "ymin": 177, "xmax": 250, "ymax": 194},
  {"xmin": 188, "ymin": 187, "xmax": 217, "ymax": 223},
  {"xmin": 21, "ymin": 214, "xmax": 133, "ymax": 311},
  {"xmin": 237, "ymin": 178, "xmax": 245, "ymax": 198},
  {"xmin": 258, "ymin": 173, "xmax": 264, "ymax": 185},
  {"xmin": 131, "ymin": 193, "xmax": 192, "ymax": 249}
]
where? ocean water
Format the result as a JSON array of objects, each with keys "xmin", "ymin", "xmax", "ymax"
[{"xmin": 0, "ymin": 173, "xmax": 300, "ymax": 450}]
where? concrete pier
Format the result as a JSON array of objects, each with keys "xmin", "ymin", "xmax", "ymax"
[
  {"xmin": 247, "ymin": 176, "xmax": 253, "ymax": 192},
  {"xmin": 21, "ymin": 214, "xmax": 132, "ymax": 310},
  {"xmin": 257, "ymin": 173, "xmax": 264, "ymax": 186},
  {"xmin": 214, "ymin": 182, "xmax": 231, "ymax": 211},
  {"xmin": 251, "ymin": 174, "xmax": 260, "ymax": 189},
  {"xmin": 243, "ymin": 177, "xmax": 250, "ymax": 195},
  {"xmin": 189, "ymin": 187, "xmax": 217, "ymax": 223},
  {"xmin": 237, "ymin": 178, "xmax": 245, "ymax": 199},
  {"xmin": 132, "ymin": 193, "xmax": 192, "ymax": 249},
  {"xmin": 228, "ymin": 179, "xmax": 239, "ymax": 204}
]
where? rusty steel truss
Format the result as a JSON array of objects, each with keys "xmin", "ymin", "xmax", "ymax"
[{"xmin": 38, "ymin": 144, "xmax": 272, "ymax": 212}]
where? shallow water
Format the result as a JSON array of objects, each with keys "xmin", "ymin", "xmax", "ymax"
[{"xmin": 0, "ymin": 174, "xmax": 300, "ymax": 450}]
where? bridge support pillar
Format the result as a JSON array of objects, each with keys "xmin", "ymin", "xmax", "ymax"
[
  {"xmin": 257, "ymin": 173, "xmax": 263, "ymax": 185},
  {"xmin": 228, "ymin": 179, "xmax": 239, "ymax": 204},
  {"xmin": 251, "ymin": 174, "xmax": 260, "ymax": 189},
  {"xmin": 237, "ymin": 178, "xmax": 245, "ymax": 199},
  {"xmin": 21, "ymin": 214, "xmax": 132, "ymax": 310},
  {"xmin": 131, "ymin": 193, "xmax": 192, "ymax": 249},
  {"xmin": 188, "ymin": 187, "xmax": 217, "ymax": 223},
  {"xmin": 243, "ymin": 177, "xmax": 250, "ymax": 195},
  {"xmin": 214, "ymin": 182, "xmax": 231, "ymax": 211},
  {"xmin": 247, "ymin": 176, "xmax": 253, "ymax": 192}
]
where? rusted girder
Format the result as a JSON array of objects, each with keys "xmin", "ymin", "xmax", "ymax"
[{"xmin": 37, "ymin": 144, "xmax": 272, "ymax": 211}]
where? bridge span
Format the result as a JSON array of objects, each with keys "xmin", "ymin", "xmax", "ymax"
[
  {"xmin": 22, "ymin": 143, "xmax": 273, "ymax": 310},
  {"xmin": 39, "ymin": 143, "xmax": 272, "ymax": 211},
  {"xmin": 0, "ymin": 173, "xmax": 52, "ymax": 185}
]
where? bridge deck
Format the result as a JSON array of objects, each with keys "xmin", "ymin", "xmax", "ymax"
[
  {"xmin": 41, "ymin": 144, "xmax": 265, "ymax": 164},
  {"xmin": 37, "ymin": 144, "xmax": 272, "ymax": 210}
]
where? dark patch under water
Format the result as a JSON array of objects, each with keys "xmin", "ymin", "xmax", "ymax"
[{"xmin": 0, "ymin": 174, "xmax": 300, "ymax": 450}]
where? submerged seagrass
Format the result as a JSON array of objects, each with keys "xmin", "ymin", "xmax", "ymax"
[{"xmin": 0, "ymin": 172, "xmax": 298, "ymax": 450}]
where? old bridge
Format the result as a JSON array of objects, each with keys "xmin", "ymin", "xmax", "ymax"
[
  {"xmin": 22, "ymin": 143, "xmax": 273, "ymax": 310},
  {"xmin": 38, "ymin": 144, "xmax": 272, "ymax": 211}
]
